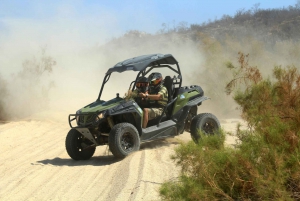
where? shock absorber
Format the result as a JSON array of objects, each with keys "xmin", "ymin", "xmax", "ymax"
[{"xmin": 107, "ymin": 116, "xmax": 114, "ymax": 128}]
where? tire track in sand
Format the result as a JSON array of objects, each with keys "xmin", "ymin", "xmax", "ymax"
[
  {"xmin": 102, "ymin": 153, "xmax": 134, "ymax": 201},
  {"xmin": 127, "ymin": 150, "xmax": 145, "ymax": 201}
]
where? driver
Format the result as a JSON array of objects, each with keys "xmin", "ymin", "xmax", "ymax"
[
  {"xmin": 133, "ymin": 76, "xmax": 149, "ymax": 108},
  {"xmin": 138, "ymin": 72, "xmax": 168, "ymax": 128}
]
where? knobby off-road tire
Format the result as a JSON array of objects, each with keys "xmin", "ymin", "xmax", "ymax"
[
  {"xmin": 65, "ymin": 129, "xmax": 96, "ymax": 160},
  {"xmin": 109, "ymin": 123, "xmax": 140, "ymax": 159},
  {"xmin": 190, "ymin": 113, "xmax": 221, "ymax": 143}
]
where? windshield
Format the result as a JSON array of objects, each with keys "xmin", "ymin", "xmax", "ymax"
[
  {"xmin": 99, "ymin": 65, "xmax": 181, "ymax": 101},
  {"xmin": 99, "ymin": 71, "xmax": 136, "ymax": 100}
]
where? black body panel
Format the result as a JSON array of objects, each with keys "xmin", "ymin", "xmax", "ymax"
[
  {"xmin": 140, "ymin": 120, "xmax": 177, "ymax": 141},
  {"xmin": 174, "ymin": 105, "xmax": 192, "ymax": 134},
  {"xmin": 107, "ymin": 100, "xmax": 143, "ymax": 134},
  {"xmin": 107, "ymin": 100, "xmax": 138, "ymax": 116},
  {"xmin": 186, "ymin": 95, "xmax": 210, "ymax": 106}
]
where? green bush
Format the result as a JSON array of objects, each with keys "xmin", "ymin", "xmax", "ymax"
[{"xmin": 160, "ymin": 53, "xmax": 300, "ymax": 200}]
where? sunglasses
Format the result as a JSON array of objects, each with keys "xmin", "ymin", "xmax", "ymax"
[{"xmin": 136, "ymin": 82, "xmax": 149, "ymax": 88}]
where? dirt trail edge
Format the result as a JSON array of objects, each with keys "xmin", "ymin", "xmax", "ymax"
[{"xmin": 0, "ymin": 116, "xmax": 241, "ymax": 201}]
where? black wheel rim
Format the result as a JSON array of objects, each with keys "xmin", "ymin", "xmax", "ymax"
[
  {"xmin": 121, "ymin": 132, "xmax": 134, "ymax": 152},
  {"xmin": 202, "ymin": 119, "xmax": 218, "ymax": 134}
]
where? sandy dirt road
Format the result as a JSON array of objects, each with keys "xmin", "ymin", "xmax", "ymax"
[{"xmin": 0, "ymin": 111, "xmax": 241, "ymax": 201}]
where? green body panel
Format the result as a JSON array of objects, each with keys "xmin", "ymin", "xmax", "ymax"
[
  {"xmin": 131, "ymin": 101, "xmax": 143, "ymax": 126},
  {"xmin": 80, "ymin": 97, "xmax": 123, "ymax": 113},
  {"xmin": 134, "ymin": 103, "xmax": 143, "ymax": 116},
  {"xmin": 172, "ymin": 90, "xmax": 200, "ymax": 114}
]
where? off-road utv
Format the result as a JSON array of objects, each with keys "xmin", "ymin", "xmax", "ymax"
[{"xmin": 66, "ymin": 54, "xmax": 220, "ymax": 160}]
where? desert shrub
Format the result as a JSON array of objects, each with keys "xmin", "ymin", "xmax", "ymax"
[
  {"xmin": 160, "ymin": 53, "xmax": 300, "ymax": 200},
  {"xmin": 226, "ymin": 53, "xmax": 300, "ymax": 199},
  {"xmin": 160, "ymin": 131, "xmax": 235, "ymax": 201}
]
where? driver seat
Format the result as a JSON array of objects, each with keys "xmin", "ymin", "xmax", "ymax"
[{"xmin": 146, "ymin": 76, "xmax": 174, "ymax": 127}]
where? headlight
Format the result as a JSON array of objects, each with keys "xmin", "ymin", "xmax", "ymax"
[
  {"xmin": 98, "ymin": 113, "xmax": 103, "ymax": 119},
  {"xmin": 97, "ymin": 111, "xmax": 106, "ymax": 120}
]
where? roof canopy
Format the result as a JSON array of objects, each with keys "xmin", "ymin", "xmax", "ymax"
[{"xmin": 106, "ymin": 54, "xmax": 178, "ymax": 74}]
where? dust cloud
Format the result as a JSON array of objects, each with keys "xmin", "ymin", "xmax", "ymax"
[{"xmin": 0, "ymin": 4, "xmax": 124, "ymax": 121}]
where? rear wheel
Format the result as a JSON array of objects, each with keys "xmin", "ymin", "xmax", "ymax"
[
  {"xmin": 109, "ymin": 123, "xmax": 140, "ymax": 159},
  {"xmin": 65, "ymin": 129, "xmax": 96, "ymax": 160},
  {"xmin": 190, "ymin": 113, "xmax": 220, "ymax": 143}
]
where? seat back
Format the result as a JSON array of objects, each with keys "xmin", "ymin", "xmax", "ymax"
[
  {"xmin": 163, "ymin": 76, "xmax": 174, "ymax": 103},
  {"xmin": 163, "ymin": 76, "xmax": 175, "ymax": 118}
]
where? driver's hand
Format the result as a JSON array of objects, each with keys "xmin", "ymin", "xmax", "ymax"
[{"xmin": 139, "ymin": 93, "xmax": 145, "ymax": 98}]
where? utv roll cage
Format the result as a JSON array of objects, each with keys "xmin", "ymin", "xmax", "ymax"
[{"xmin": 96, "ymin": 54, "xmax": 182, "ymax": 102}]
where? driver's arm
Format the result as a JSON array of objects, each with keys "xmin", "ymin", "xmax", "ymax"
[{"xmin": 139, "ymin": 93, "xmax": 162, "ymax": 100}]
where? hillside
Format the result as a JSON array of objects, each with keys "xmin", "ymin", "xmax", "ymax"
[
  {"xmin": 190, "ymin": 5, "xmax": 300, "ymax": 41},
  {"xmin": 103, "ymin": 4, "xmax": 300, "ymax": 45}
]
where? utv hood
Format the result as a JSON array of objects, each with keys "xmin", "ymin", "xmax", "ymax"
[{"xmin": 78, "ymin": 97, "xmax": 124, "ymax": 113}]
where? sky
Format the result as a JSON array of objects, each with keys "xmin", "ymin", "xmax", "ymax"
[{"xmin": 0, "ymin": 0, "xmax": 298, "ymax": 42}]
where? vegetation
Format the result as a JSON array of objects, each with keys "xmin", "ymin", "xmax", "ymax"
[{"xmin": 159, "ymin": 53, "xmax": 300, "ymax": 200}]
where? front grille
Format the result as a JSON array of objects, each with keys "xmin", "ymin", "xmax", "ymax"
[
  {"xmin": 69, "ymin": 112, "xmax": 102, "ymax": 128},
  {"xmin": 78, "ymin": 114, "xmax": 95, "ymax": 125}
]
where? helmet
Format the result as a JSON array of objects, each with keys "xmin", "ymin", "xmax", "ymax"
[
  {"xmin": 135, "ymin": 76, "xmax": 149, "ymax": 93},
  {"xmin": 148, "ymin": 72, "xmax": 162, "ymax": 90}
]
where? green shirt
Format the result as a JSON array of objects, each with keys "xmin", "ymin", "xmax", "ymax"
[{"xmin": 149, "ymin": 85, "xmax": 168, "ymax": 107}]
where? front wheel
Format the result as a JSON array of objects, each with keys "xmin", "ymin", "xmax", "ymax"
[
  {"xmin": 109, "ymin": 123, "xmax": 140, "ymax": 159},
  {"xmin": 65, "ymin": 129, "xmax": 96, "ymax": 160},
  {"xmin": 190, "ymin": 113, "xmax": 221, "ymax": 143}
]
